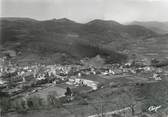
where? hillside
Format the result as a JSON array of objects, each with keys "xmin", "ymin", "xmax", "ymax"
[
  {"xmin": 0, "ymin": 17, "xmax": 157, "ymax": 64},
  {"xmin": 131, "ymin": 21, "xmax": 168, "ymax": 34},
  {"xmin": 130, "ymin": 34, "xmax": 168, "ymax": 59}
]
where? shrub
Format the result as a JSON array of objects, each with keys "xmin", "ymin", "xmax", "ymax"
[
  {"xmin": 47, "ymin": 92, "xmax": 62, "ymax": 108},
  {"xmin": 26, "ymin": 96, "xmax": 43, "ymax": 109},
  {"xmin": 78, "ymin": 99, "xmax": 88, "ymax": 105},
  {"xmin": 0, "ymin": 97, "xmax": 11, "ymax": 113}
]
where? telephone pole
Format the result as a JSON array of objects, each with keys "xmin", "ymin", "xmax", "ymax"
[{"xmin": 100, "ymin": 100, "xmax": 104, "ymax": 117}]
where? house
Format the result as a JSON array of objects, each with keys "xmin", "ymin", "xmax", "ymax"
[
  {"xmin": 0, "ymin": 78, "xmax": 6, "ymax": 85},
  {"xmin": 153, "ymin": 73, "xmax": 162, "ymax": 81},
  {"xmin": 143, "ymin": 66, "xmax": 153, "ymax": 72}
]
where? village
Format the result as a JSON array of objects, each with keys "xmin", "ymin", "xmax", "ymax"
[{"xmin": 1, "ymin": 56, "xmax": 168, "ymax": 117}]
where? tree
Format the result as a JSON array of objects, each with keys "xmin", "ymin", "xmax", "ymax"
[
  {"xmin": 65, "ymin": 87, "xmax": 72, "ymax": 96},
  {"xmin": 151, "ymin": 58, "xmax": 159, "ymax": 66}
]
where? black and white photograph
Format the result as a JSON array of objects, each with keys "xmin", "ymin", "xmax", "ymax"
[{"xmin": 0, "ymin": 0, "xmax": 168, "ymax": 117}]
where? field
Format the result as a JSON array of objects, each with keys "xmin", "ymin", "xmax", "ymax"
[{"xmin": 3, "ymin": 73, "xmax": 168, "ymax": 117}]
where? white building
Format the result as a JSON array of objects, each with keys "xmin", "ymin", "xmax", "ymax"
[
  {"xmin": 0, "ymin": 79, "xmax": 6, "ymax": 85},
  {"xmin": 69, "ymin": 78, "xmax": 99, "ymax": 90}
]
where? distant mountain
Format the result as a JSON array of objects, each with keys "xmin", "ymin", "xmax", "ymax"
[
  {"xmin": 130, "ymin": 21, "xmax": 168, "ymax": 34},
  {"xmin": 0, "ymin": 17, "xmax": 37, "ymax": 22},
  {"xmin": 0, "ymin": 17, "xmax": 157, "ymax": 64}
]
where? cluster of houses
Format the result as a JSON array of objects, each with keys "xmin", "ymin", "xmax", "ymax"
[
  {"xmin": 1, "ymin": 56, "xmax": 168, "ymax": 116},
  {"xmin": 0, "ymin": 56, "xmax": 168, "ymax": 98}
]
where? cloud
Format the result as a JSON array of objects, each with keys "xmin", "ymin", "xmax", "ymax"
[
  {"xmin": 1, "ymin": 0, "xmax": 53, "ymax": 3},
  {"xmin": 1, "ymin": 0, "xmax": 168, "ymax": 22},
  {"xmin": 128, "ymin": 0, "xmax": 168, "ymax": 1}
]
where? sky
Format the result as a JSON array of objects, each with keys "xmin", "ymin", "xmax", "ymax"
[{"xmin": 0, "ymin": 0, "xmax": 168, "ymax": 23}]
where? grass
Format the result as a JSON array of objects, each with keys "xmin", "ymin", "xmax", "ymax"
[{"xmin": 133, "ymin": 81, "xmax": 168, "ymax": 112}]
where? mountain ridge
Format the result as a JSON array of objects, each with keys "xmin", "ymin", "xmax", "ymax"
[
  {"xmin": 0, "ymin": 17, "xmax": 160, "ymax": 64},
  {"xmin": 130, "ymin": 21, "xmax": 168, "ymax": 34}
]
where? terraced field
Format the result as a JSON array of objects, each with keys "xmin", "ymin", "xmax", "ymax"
[{"xmin": 131, "ymin": 35, "xmax": 168, "ymax": 59}]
